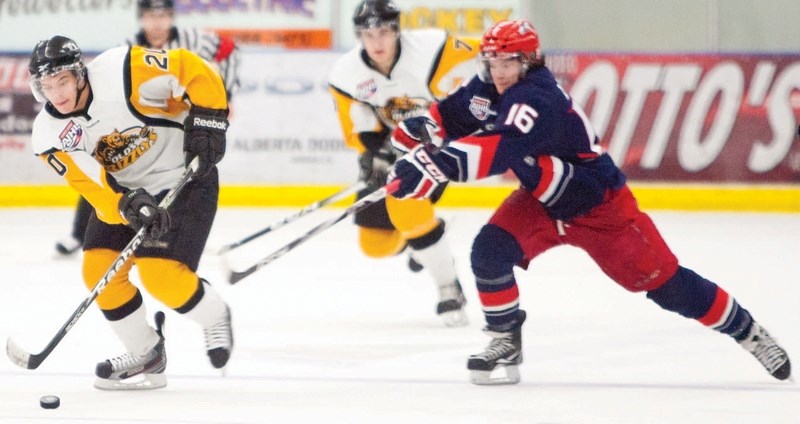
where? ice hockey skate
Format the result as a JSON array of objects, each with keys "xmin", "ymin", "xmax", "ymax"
[
  {"xmin": 204, "ymin": 305, "xmax": 233, "ymax": 370},
  {"xmin": 468, "ymin": 310, "xmax": 526, "ymax": 385},
  {"xmin": 436, "ymin": 279, "xmax": 468, "ymax": 327},
  {"xmin": 407, "ymin": 254, "xmax": 423, "ymax": 273},
  {"xmin": 54, "ymin": 234, "xmax": 81, "ymax": 256},
  {"xmin": 94, "ymin": 312, "xmax": 167, "ymax": 390},
  {"xmin": 738, "ymin": 321, "xmax": 792, "ymax": 381}
]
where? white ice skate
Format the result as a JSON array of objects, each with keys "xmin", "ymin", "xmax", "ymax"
[
  {"xmin": 468, "ymin": 310, "xmax": 525, "ymax": 385},
  {"xmin": 94, "ymin": 312, "xmax": 167, "ymax": 390},
  {"xmin": 436, "ymin": 280, "xmax": 468, "ymax": 327},
  {"xmin": 204, "ymin": 305, "xmax": 233, "ymax": 371},
  {"xmin": 738, "ymin": 321, "xmax": 792, "ymax": 381},
  {"xmin": 54, "ymin": 234, "xmax": 81, "ymax": 256}
]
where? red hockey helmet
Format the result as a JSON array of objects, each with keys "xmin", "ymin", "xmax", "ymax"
[
  {"xmin": 480, "ymin": 19, "xmax": 540, "ymax": 59},
  {"xmin": 478, "ymin": 19, "xmax": 540, "ymax": 83}
]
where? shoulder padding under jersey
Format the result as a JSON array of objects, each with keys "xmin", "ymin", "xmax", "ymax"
[
  {"xmin": 127, "ymin": 46, "xmax": 227, "ymax": 120},
  {"xmin": 328, "ymin": 29, "xmax": 448, "ymax": 101}
]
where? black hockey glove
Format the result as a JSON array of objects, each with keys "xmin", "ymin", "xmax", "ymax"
[
  {"xmin": 183, "ymin": 106, "xmax": 229, "ymax": 178},
  {"xmin": 119, "ymin": 188, "xmax": 171, "ymax": 239},
  {"xmin": 359, "ymin": 146, "xmax": 396, "ymax": 189}
]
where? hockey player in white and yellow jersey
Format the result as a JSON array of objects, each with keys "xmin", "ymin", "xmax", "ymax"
[
  {"xmin": 328, "ymin": 0, "xmax": 480, "ymax": 327},
  {"xmin": 29, "ymin": 35, "xmax": 232, "ymax": 389}
]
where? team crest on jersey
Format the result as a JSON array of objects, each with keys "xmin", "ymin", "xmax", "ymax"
[
  {"xmin": 469, "ymin": 96, "xmax": 494, "ymax": 121},
  {"xmin": 378, "ymin": 96, "xmax": 431, "ymax": 126},
  {"xmin": 355, "ymin": 79, "xmax": 377, "ymax": 100},
  {"xmin": 59, "ymin": 120, "xmax": 83, "ymax": 151},
  {"xmin": 93, "ymin": 126, "xmax": 158, "ymax": 172}
]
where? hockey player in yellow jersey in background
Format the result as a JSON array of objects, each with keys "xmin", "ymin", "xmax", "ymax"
[
  {"xmin": 29, "ymin": 35, "xmax": 233, "ymax": 389},
  {"xmin": 328, "ymin": 0, "xmax": 480, "ymax": 326}
]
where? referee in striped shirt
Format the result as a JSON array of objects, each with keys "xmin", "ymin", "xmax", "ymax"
[{"xmin": 127, "ymin": 0, "xmax": 240, "ymax": 99}]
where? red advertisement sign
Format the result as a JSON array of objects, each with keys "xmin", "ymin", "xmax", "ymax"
[
  {"xmin": 0, "ymin": 55, "xmax": 39, "ymax": 140},
  {"xmin": 548, "ymin": 53, "xmax": 800, "ymax": 183}
]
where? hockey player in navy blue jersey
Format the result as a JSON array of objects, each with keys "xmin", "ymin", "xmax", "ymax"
[{"xmin": 388, "ymin": 19, "xmax": 791, "ymax": 385}]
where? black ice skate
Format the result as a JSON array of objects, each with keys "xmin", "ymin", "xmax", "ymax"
[
  {"xmin": 205, "ymin": 305, "xmax": 233, "ymax": 370},
  {"xmin": 54, "ymin": 234, "xmax": 82, "ymax": 256},
  {"xmin": 94, "ymin": 312, "xmax": 167, "ymax": 390},
  {"xmin": 437, "ymin": 279, "xmax": 468, "ymax": 327},
  {"xmin": 738, "ymin": 321, "xmax": 792, "ymax": 381},
  {"xmin": 468, "ymin": 310, "xmax": 526, "ymax": 385},
  {"xmin": 407, "ymin": 254, "xmax": 424, "ymax": 273}
]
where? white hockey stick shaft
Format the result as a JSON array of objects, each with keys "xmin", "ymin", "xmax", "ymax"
[
  {"xmin": 227, "ymin": 179, "xmax": 400, "ymax": 285},
  {"xmin": 6, "ymin": 158, "xmax": 199, "ymax": 370},
  {"xmin": 217, "ymin": 181, "xmax": 366, "ymax": 255}
]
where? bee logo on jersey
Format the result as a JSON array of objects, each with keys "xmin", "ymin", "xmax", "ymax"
[
  {"xmin": 356, "ymin": 79, "xmax": 377, "ymax": 100},
  {"xmin": 378, "ymin": 96, "xmax": 431, "ymax": 127},
  {"xmin": 93, "ymin": 126, "xmax": 158, "ymax": 172},
  {"xmin": 59, "ymin": 121, "xmax": 83, "ymax": 151},
  {"xmin": 469, "ymin": 96, "xmax": 495, "ymax": 121}
]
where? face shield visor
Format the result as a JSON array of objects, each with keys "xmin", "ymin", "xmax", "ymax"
[
  {"xmin": 29, "ymin": 62, "xmax": 86, "ymax": 103},
  {"xmin": 354, "ymin": 18, "xmax": 400, "ymax": 38},
  {"xmin": 477, "ymin": 51, "xmax": 528, "ymax": 84}
]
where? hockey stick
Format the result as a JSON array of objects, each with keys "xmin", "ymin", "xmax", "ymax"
[
  {"xmin": 228, "ymin": 179, "xmax": 400, "ymax": 285},
  {"xmin": 217, "ymin": 181, "xmax": 367, "ymax": 255},
  {"xmin": 6, "ymin": 159, "xmax": 199, "ymax": 370}
]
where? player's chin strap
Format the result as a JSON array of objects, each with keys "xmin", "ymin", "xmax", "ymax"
[
  {"xmin": 226, "ymin": 179, "xmax": 401, "ymax": 285},
  {"xmin": 5, "ymin": 158, "xmax": 200, "ymax": 371},
  {"xmin": 73, "ymin": 77, "xmax": 89, "ymax": 110}
]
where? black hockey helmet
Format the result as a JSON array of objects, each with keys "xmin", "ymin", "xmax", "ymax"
[
  {"xmin": 138, "ymin": 0, "xmax": 174, "ymax": 15},
  {"xmin": 353, "ymin": 0, "xmax": 400, "ymax": 31},
  {"xmin": 28, "ymin": 35, "xmax": 86, "ymax": 102}
]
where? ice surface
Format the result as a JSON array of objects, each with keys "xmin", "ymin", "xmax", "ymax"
[{"xmin": 1, "ymin": 206, "xmax": 798, "ymax": 423}]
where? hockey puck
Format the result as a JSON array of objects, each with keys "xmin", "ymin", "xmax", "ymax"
[{"xmin": 39, "ymin": 395, "xmax": 60, "ymax": 409}]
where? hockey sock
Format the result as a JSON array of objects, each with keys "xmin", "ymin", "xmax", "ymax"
[
  {"xmin": 104, "ymin": 292, "xmax": 160, "ymax": 356},
  {"xmin": 471, "ymin": 224, "xmax": 524, "ymax": 328},
  {"xmin": 407, "ymin": 221, "xmax": 458, "ymax": 290},
  {"xmin": 697, "ymin": 286, "xmax": 753, "ymax": 341},
  {"xmin": 647, "ymin": 266, "xmax": 753, "ymax": 340},
  {"xmin": 179, "ymin": 279, "xmax": 228, "ymax": 328}
]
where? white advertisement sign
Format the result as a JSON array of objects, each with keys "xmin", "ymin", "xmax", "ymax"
[
  {"xmin": 0, "ymin": 0, "xmax": 331, "ymax": 51},
  {"xmin": 220, "ymin": 49, "xmax": 359, "ymax": 184}
]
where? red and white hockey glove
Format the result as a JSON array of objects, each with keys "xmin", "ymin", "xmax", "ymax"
[
  {"xmin": 391, "ymin": 116, "xmax": 444, "ymax": 153},
  {"xmin": 387, "ymin": 145, "xmax": 452, "ymax": 200}
]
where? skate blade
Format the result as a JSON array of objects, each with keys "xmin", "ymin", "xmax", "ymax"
[
  {"xmin": 94, "ymin": 373, "xmax": 167, "ymax": 391},
  {"xmin": 469, "ymin": 365, "xmax": 520, "ymax": 385},
  {"xmin": 439, "ymin": 309, "xmax": 469, "ymax": 327}
]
